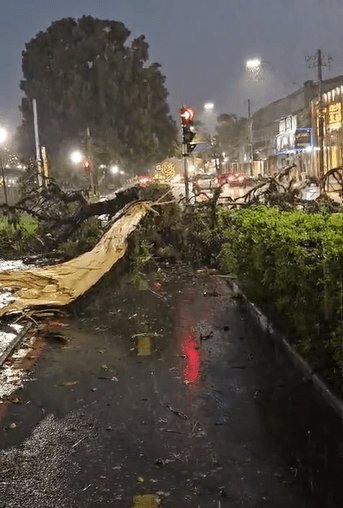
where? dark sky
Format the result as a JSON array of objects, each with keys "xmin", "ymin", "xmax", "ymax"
[{"xmin": 1, "ymin": 0, "xmax": 343, "ymax": 135}]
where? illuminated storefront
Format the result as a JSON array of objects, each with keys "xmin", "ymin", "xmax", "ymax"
[
  {"xmin": 322, "ymin": 87, "xmax": 343, "ymax": 171},
  {"xmin": 313, "ymin": 85, "xmax": 343, "ymax": 175}
]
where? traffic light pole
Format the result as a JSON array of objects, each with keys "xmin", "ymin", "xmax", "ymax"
[
  {"xmin": 183, "ymin": 144, "xmax": 189, "ymax": 201},
  {"xmin": 180, "ymin": 106, "xmax": 197, "ymax": 202}
]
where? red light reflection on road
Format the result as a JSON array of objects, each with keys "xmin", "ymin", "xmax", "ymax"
[{"xmin": 182, "ymin": 328, "xmax": 200, "ymax": 385}]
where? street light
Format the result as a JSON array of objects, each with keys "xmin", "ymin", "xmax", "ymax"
[
  {"xmin": 246, "ymin": 58, "xmax": 261, "ymax": 70},
  {"xmin": 204, "ymin": 102, "xmax": 214, "ymax": 110},
  {"xmin": 70, "ymin": 150, "xmax": 84, "ymax": 164},
  {"xmin": 203, "ymin": 102, "xmax": 216, "ymax": 142},
  {"xmin": 0, "ymin": 127, "xmax": 8, "ymax": 205},
  {"xmin": 70, "ymin": 150, "xmax": 95, "ymax": 193},
  {"xmin": 109, "ymin": 165, "xmax": 119, "ymax": 175},
  {"xmin": 0, "ymin": 128, "xmax": 7, "ymax": 144}
]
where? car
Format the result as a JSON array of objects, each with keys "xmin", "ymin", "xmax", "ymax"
[
  {"xmin": 192, "ymin": 174, "xmax": 217, "ymax": 192},
  {"xmin": 172, "ymin": 174, "xmax": 184, "ymax": 183},
  {"xmin": 221, "ymin": 172, "xmax": 247, "ymax": 187},
  {"xmin": 137, "ymin": 175, "xmax": 152, "ymax": 186},
  {"xmin": 215, "ymin": 174, "xmax": 229, "ymax": 186},
  {"xmin": 302, "ymin": 182, "xmax": 320, "ymax": 201}
]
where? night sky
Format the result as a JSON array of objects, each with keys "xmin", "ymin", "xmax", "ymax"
[{"xmin": 1, "ymin": 0, "xmax": 343, "ymax": 135}]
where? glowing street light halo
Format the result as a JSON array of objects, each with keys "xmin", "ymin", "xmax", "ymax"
[
  {"xmin": 246, "ymin": 58, "xmax": 261, "ymax": 70},
  {"xmin": 109, "ymin": 164, "xmax": 119, "ymax": 175},
  {"xmin": 70, "ymin": 150, "xmax": 84, "ymax": 164},
  {"xmin": 204, "ymin": 102, "xmax": 214, "ymax": 111},
  {"xmin": 0, "ymin": 127, "xmax": 7, "ymax": 145}
]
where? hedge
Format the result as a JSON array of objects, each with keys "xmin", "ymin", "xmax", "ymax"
[{"xmin": 217, "ymin": 205, "xmax": 343, "ymax": 391}]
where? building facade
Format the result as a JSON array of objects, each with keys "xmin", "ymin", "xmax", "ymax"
[
  {"xmin": 241, "ymin": 75, "xmax": 343, "ymax": 178},
  {"xmin": 312, "ymin": 85, "xmax": 343, "ymax": 175}
]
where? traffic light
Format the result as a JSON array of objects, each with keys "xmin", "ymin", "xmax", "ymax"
[
  {"xmin": 83, "ymin": 159, "xmax": 91, "ymax": 171},
  {"xmin": 181, "ymin": 107, "xmax": 197, "ymax": 155}
]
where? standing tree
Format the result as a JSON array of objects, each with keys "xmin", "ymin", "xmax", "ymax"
[
  {"xmin": 17, "ymin": 16, "xmax": 177, "ymax": 183},
  {"xmin": 215, "ymin": 114, "xmax": 248, "ymax": 164}
]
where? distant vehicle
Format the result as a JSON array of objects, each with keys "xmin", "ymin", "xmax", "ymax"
[
  {"xmin": 172, "ymin": 174, "xmax": 184, "ymax": 183},
  {"xmin": 302, "ymin": 183, "xmax": 320, "ymax": 200},
  {"xmin": 193, "ymin": 174, "xmax": 216, "ymax": 192},
  {"xmin": 217, "ymin": 172, "xmax": 247, "ymax": 187},
  {"xmin": 137, "ymin": 175, "xmax": 152, "ymax": 186}
]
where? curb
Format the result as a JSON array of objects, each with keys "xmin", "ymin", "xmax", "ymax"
[
  {"xmin": 228, "ymin": 278, "xmax": 343, "ymax": 420},
  {"xmin": 0, "ymin": 322, "xmax": 33, "ymax": 368}
]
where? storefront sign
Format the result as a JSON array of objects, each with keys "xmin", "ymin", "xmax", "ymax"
[
  {"xmin": 276, "ymin": 128, "xmax": 312, "ymax": 154},
  {"xmin": 328, "ymin": 103, "xmax": 342, "ymax": 126},
  {"xmin": 294, "ymin": 128, "xmax": 312, "ymax": 149}
]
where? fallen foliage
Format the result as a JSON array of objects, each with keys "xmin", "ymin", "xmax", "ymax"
[{"xmin": 0, "ymin": 201, "xmax": 151, "ymax": 317}]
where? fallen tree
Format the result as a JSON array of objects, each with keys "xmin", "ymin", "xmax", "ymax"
[
  {"xmin": 0, "ymin": 201, "xmax": 152, "ymax": 317},
  {"xmin": 0, "ymin": 182, "xmax": 141, "ymax": 248}
]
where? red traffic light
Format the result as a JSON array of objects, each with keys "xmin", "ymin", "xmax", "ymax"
[
  {"xmin": 181, "ymin": 107, "xmax": 195, "ymax": 124},
  {"xmin": 83, "ymin": 159, "xmax": 91, "ymax": 171}
]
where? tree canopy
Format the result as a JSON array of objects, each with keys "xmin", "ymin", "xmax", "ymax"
[
  {"xmin": 215, "ymin": 114, "xmax": 248, "ymax": 162},
  {"xmin": 17, "ymin": 16, "xmax": 177, "ymax": 181}
]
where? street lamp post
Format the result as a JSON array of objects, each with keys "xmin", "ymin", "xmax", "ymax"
[
  {"xmin": 247, "ymin": 99, "xmax": 253, "ymax": 177},
  {"xmin": 245, "ymin": 59, "xmax": 267, "ymax": 177},
  {"xmin": 0, "ymin": 128, "xmax": 8, "ymax": 205},
  {"xmin": 203, "ymin": 102, "xmax": 217, "ymax": 173}
]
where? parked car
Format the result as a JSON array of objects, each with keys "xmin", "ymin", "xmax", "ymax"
[
  {"xmin": 219, "ymin": 172, "xmax": 247, "ymax": 187},
  {"xmin": 215, "ymin": 174, "xmax": 229, "ymax": 186},
  {"xmin": 137, "ymin": 175, "xmax": 152, "ymax": 186},
  {"xmin": 172, "ymin": 174, "xmax": 184, "ymax": 183},
  {"xmin": 192, "ymin": 174, "xmax": 217, "ymax": 192}
]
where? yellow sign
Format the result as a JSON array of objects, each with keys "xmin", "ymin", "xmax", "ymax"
[
  {"xmin": 161, "ymin": 160, "xmax": 175, "ymax": 180},
  {"xmin": 154, "ymin": 160, "xmax": 175, "ymax": 181},
  {"xmin": 41, "ymin": 146, "xmax": 49, "ymax": 178},
  {"xmin": 328, "ymin": 103, "xmax": 342, "ymax": 126}
]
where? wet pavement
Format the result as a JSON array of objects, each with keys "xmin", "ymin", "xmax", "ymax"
[{"xmin": 0, "ymin": 263, "xmax": 343, "ymax": 507}]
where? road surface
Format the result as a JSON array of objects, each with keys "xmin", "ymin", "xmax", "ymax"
[{"xmin": 0, "ymin": 265, "xmax": 342, "ymax": 507}]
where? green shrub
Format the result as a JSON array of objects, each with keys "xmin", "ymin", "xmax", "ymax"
[
  {"xmin": 0, "ymin": 214, "xmax": 40, "ymax": 257},
  {"xmin": 217, "ymin": 206, "xmax": 343, "ymax": 370}
]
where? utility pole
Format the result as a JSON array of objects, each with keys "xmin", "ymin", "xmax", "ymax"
[
  {"xmin": 183, "ymin": 146, "xmax": 189, "ymax": 201},
  {"xmin": 248, "ymin": 99, "xmax": 253, "ymax": 177},
  {"xmin": 86, "ymin": 127, "xmax": 95, "ymax": 194},
  {"xmin": 32, "ymin": 99, "xmax": 44, "ymax": 188},
  {"xmin": 0, "ymin": 156, "xmax": 8, "ymax": 205},
  {"xmin": 317, "ymin": 49, "xmax": 325, "ymax": 190}
]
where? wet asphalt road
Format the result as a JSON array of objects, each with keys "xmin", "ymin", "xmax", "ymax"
[{"xmin": 0, "ymin": 264, "xmax": 343, "ymax": 507}]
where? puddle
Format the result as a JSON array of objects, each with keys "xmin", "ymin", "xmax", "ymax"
[
  {"xmin": 137, "ymin": 335, "xmax": 152, "ymax": 356},
  {"xmin": 133, "ymin": 494, "xmax": 160, "ymax": 508},
  {"xmin": 0, "ymin": 260, "xmax": 27, "ymax": 271},
  {"xmin": 181, "ymin": 327, "xmax": 201, "ymax": 385},
  {"xmin": 0, "ymin": 323, "xmax": 23, "ymax": 359}
]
